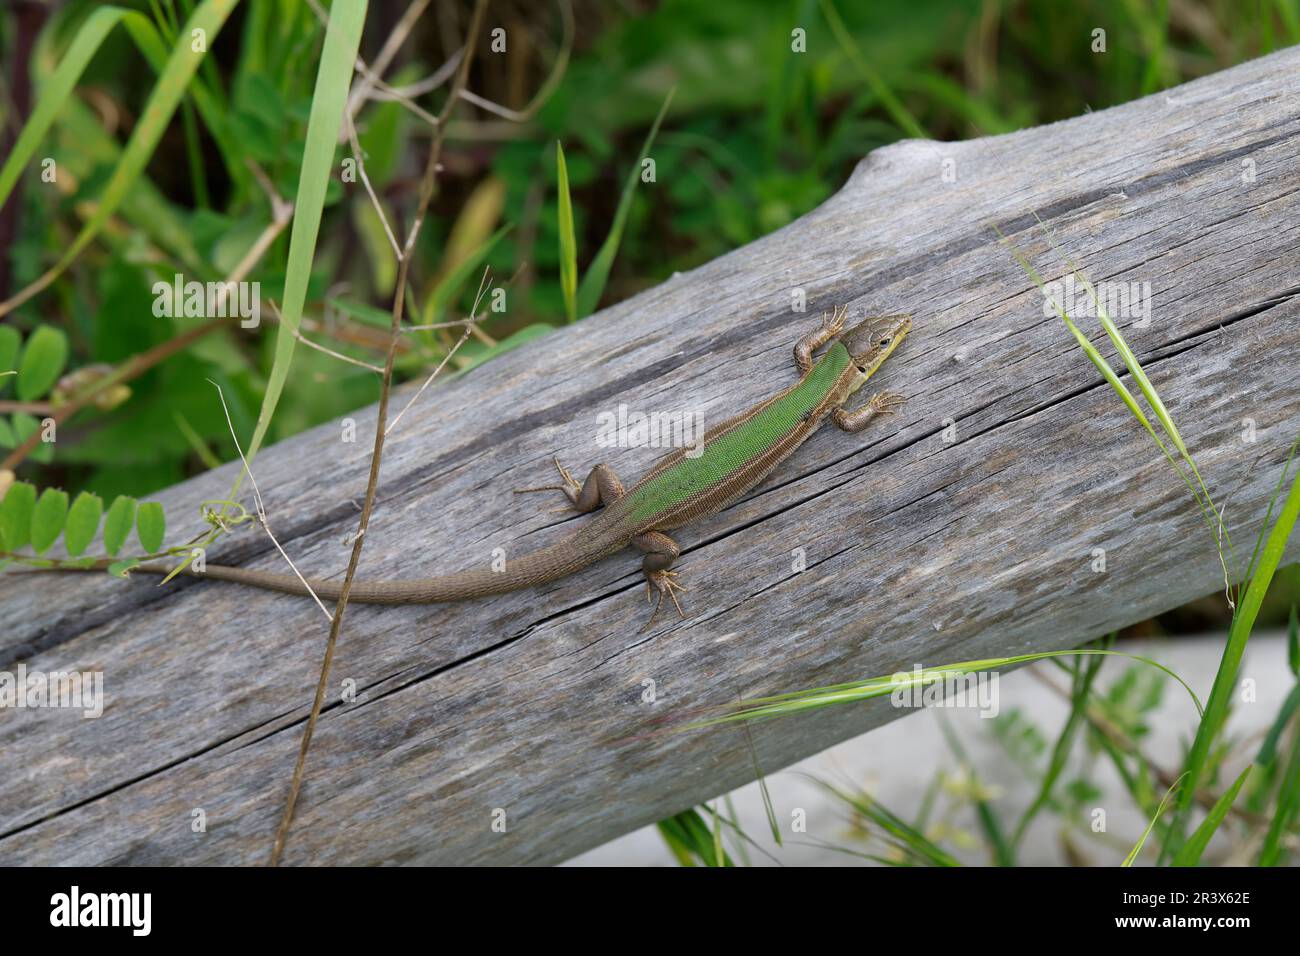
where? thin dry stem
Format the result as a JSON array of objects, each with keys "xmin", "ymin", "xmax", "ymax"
[
  {"xmin": 268, "ymin": 299, "xmax": 385, "ymax": 373},
  {"xmin": 269, "ymin": 0, "xmax": 490, "ymax": 867},
  {"xmin": 386, "ymin": 267, "xmax": 488, "ymax": 437},
  {"xmin": 209, "ymin": 380, "xmax": 332, "ymax": 621},
  {"xmin": 346, "ymin": 115, "xmax": 401, "ymax": 257}
]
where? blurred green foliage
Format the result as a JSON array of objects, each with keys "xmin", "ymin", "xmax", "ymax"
[{"xmin": 0, "ymin": 0, "xmax": 1296, "ymax": 542}]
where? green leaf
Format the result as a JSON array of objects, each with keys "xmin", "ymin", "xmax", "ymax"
[
  {"xmin": 31, "ymin": 488, "xmax": 69, "ymax": 555},
  {"xmin": 575, "ymin": 88, "xmax": 674, "ymax": 318},
  {"xmin": 16, "ymin": 326, "xmax": 69, "ymax": 401},
  {"xmin": 0, "ymin": 481, "xmax": 37, "ymax": 552},
  {"xmin": 0, "ymin": 417, "xmax": 14, "ymax": 448},
  {"xmin": 0, "ymin": 326, "xmax": 19, "ymax": 393},
  {"xmin": 136, "ymin": 501, "xmax": 166, "ymax": 554},
  {"xmin": 102, "ymin": 495, "xmax": 137, "ymax": 557},
  {"xmin": 1173, "ymin": 766, "xmax": 1250, "ymax": 866},
  {"xmin": 555, "ymin": 141, "xmax": 578, "ymax": 324},
  {"xmin": 64, "ymin": 491, "xmax": 103, "ymax": 558},
  {"xmin": 108, "ymin": 558, "xmax": 140, "ymax": 578}
]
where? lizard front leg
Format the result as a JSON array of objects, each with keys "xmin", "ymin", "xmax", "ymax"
[
  {"xmin": 515, "ymin": 458, "xmax": 625, "ymax": 513},
  {"xmin": 634, "ymin": 531, "xmax": 687, "ymax": 627},
  {"xmin": 794, "ymin": 305, "xmax": 849, "ymax": 374},
  {"xmin": 832, "ymin": 391, "xmax": 906, "ymax": 433}
]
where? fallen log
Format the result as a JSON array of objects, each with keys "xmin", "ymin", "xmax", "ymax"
[{"xmin": 2, "ymin": 46, "xmax": 1299, "ymax": 865}]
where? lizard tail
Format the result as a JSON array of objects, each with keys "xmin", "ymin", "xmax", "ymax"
[{"xmin": 130, "ymin": 532, "xmax": 626, "ymax": 605}]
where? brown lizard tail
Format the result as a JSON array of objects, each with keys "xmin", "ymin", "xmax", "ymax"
[{"xmin": 129, "ymin": 526, "xmax": 631, "ymax": 604}]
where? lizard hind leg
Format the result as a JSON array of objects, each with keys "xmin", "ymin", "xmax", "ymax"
[
  {"xmin": 634, "ymin": 531, "xmax": 687, "ymax": 630},
  {"xmin": 514, "ymin": 458, "xmax": 625, "ymax": 513}
]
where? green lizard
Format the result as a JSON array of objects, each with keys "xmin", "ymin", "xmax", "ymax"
[{"xmin": 140, "ymin": 307, "xmax": 910, "ymax": 622}]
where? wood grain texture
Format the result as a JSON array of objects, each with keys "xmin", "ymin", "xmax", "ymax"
[{"xmin": 3, "ymin": 47, "xmax": 1300, "ymax": 865}]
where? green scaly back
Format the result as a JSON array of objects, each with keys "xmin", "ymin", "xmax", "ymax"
[{"xmin": 623, "ymin": 342, "xmax": 852, "ymax": 523}]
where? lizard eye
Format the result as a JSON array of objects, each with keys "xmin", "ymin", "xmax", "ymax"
[{"xmin": 879, "ymin": 336, "xmax": 891, "ymax": 347}]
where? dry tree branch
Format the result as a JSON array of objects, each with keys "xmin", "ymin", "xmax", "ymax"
[{"xmin": 268, "ymin": 0, "xmax": 490, "ymax": 867}]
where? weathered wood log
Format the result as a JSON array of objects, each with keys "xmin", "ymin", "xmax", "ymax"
[{"xmin": 3, "ymin": 47, "xmax": 1300, "ymax": 866}]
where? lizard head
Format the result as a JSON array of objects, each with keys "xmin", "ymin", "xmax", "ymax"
[{"xmin": 839, "ymin": 314, "xmax": 911, "ymax": 386}]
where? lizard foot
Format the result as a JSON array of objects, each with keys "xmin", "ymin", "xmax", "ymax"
[
  {"xmin": 868, "ymin": 390, "xmax": 907, "ymax": 415},
  {"xmin": 823, "ymin": 304, "xmax": 849, "ymax": 337},
  {"xmin": 513, "ymin": 455, "xmax": 581, "ymax": 504},
  {"xmin": 642, "ymin": 569, "xmax": 688, "ymax": 631}
]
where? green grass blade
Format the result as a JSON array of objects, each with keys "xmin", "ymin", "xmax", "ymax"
[
  {"xmin": 1033, "ymin": 222, "xmax": 1189, "ymax": 458},
  {"xmin": 51, "ymin": 96, "xmax": 202, "ymax": 270},
  {"xmin": 555, "ymin": 141, "xmax": 578, "ymax": 324},
  {"xmin": 1172, "ymin": 766, "xmax": 1250, "ymax": 866},
  {"xmin": 812, "ymin": 776, "xmax": 960, "ymax": 866},
  {"xmin": 935, "ymin": 716, "xmax": 1014, "ymax": 864},
  {"xmin": 1259, "ymin": 719, "xmax": 1300, "ymax": 865},
  {"xmin": 996, "ymin": 228, "xmax": 1163, "ymax": 445},
  {"xmin": 574, "ymin": 88, "xmax": 675, "ymax": 318},
  {"xmin": 1171, "ymin": 447, "xmax": 1300, "ymax": 842},
  {"xmin": 1124, "ymin": 774, "xmax": 1184, "ymax": 866},
  {"xmin": 0, "ymin": 6, "xmax": 143, "ymax": 212},
  {"xmin": 1255, "ymin": 683, "xmax": 1300, "ymax": 768},
  {"xmin": 0, "ymin": 0, "xmax": 241, "ymax": 316},
  {"xmin": 819, "ymin": 0, "xmax": 927, "ymax": 139},
  {"xmin": 999, "ymin": 225, "xmax": 1238, "ymax": 599},
  {"xmin": 679, "ymin": 649, "xmax": 1201, "ymax": 731},
  {"xmin": 1243, "ymin": 439, "xmax": 1300, "ymax": 587},
  {"xmin": 231, "ymin": 0, "xmax": 369, "ymax": 488},
  {"xmin": 656, "ymin": 808, "xmax": 733, "ymax": 866},
  {"xmin": 721, "ymin": 794, "xmax": 754, "ymax": 865},
  {"xmin": 421, "ymin": 225, "xmax": 511, "ymax": 328},
  {"xmin": 1011, "ymin": 653, "xmax": 1105, "ymax": 847},
  {"xmin": 656, "ymin": 814, "xmax": 698, "ymax": 866},
  {"xmin": 1031, "ymin": 222, "xmax": 1242, "ymax": 587},
  {"xmin": 710, "ymin": 802, "xmax": 725, "ymax": 866},
  {"xmin": 118, "ymin": 11, "xmax": 229, "ymax": 159}
]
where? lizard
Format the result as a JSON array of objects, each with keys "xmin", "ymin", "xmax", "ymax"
[{"xmin": 130, "ymin": 306, "xmax": 911, "ymax": 623}]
